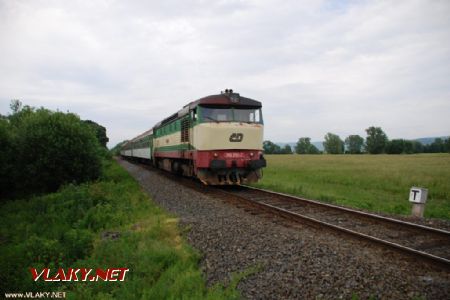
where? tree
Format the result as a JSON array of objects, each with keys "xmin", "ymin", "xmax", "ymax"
[
  {"xmin": 411, "ymin": 140, "xmax": 424, "ymax": 153},
  {"xmin": 17, "ymin": 110, "xmax": 103, "ymax": 194},
  {"xmin": 403, "ymin": 140, "xmax": 414, "ymax": 154},
  {"xmin": 323, "ymin": 133, "xmax": 344, "ymax": 154},
  {"xmin": 263, "ymin": 141, "xmax": 293, "ymax": 154},
  {"xmin": 1, "ymin": 100, "xmax": 106, "ymax": 198},
  {"xmin": 263, "ymin": 140, "xmax": 281, "ymax": 154},
  {"xmin": 429, "ymin": 138, "xmax": 445, "ymax": 153},
  {"xmin": 82, "ymin": 120, "xmax": 109, "ymax": 148},
  {"xmin": 296, "ymin": 137, "xmax": 311, "ymax": 154},
  {"xmin": 308, "ymin": 144, "xmax": 320, "ymax": 154},
  {"xmin": 282, "ymin": 144, "xmax": 292, "ymax": 154},
  {"xmin": 0, "ymin": 118, "xmax": 14, "ymax": 198},
  {"xmin": 365, "ymin": 126, "xmax": 388, "ymax": 154},
  {"xmin": 385, "ymin": 139, "xmax": 404, "ymax": 154},
  {"xmin": 10, "ymin": 99, "xmax": 22, "ymax": 114},
  {"xmin": 345, "ymin": 135, "xmax": 364, "ymax": 154},
  {"xmin": 296, "ymin": 137, "xmax": 320, "ymax": 154}
]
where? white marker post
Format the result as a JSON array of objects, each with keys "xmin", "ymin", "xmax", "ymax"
[{"xmin": 409, "ymin": 187, "xmax": 428, "ymax": 218}]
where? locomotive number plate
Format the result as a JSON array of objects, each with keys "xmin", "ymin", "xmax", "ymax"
[{"xmin": 224, "ymin": 152, "xmax": 245, "ymax": 158}]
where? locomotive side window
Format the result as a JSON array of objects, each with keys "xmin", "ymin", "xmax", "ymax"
[{"xmin": 191, "ymin": 109, "xmax": 197, "ymax": 121}]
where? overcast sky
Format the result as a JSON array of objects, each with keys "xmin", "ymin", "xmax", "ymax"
[{"xmin": 1, "ymin": 0, "xmax": 449, "ymax": 147}]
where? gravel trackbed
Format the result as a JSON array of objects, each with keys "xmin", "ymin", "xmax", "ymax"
[{"xmin": 117, "ymin": 159, "xmax": 450, "ymax": 299}]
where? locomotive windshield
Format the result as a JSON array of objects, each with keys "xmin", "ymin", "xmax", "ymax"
[{"xmin": 200, "ymin": 106, "xmax": 263, "ymax": 124}]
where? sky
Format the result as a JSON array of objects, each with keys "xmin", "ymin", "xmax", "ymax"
[{"xmin": 1, "ymin": 0, "xmax": 449, "ymax": 147}]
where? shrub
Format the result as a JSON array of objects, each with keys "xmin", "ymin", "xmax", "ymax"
[
  {"xmin": 1, "ymin": 104, "xmax": 104, "ymax": 198},
  {"xmin": 0, "ymin": 118, "xmax": 15, "ymax": 198},
  {"xmin": 17, "ymin": 109, "xmax": 102, "ymax": 195}
]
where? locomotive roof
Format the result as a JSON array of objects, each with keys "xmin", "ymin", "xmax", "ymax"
[
  {"xmin": 154, "ymin": 91, "xmax": 261, "ymax": 128},
  {"xmin": 186, "ymin": 92, "xmax": 262, "ymax": 109}
]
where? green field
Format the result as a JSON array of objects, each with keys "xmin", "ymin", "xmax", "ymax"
[
  {"xmin": 1, "ymin": 160, "xmax": 242, "ymax": 299},
  {"xmin": 253, "ymin": 154, "xmax": 450, "ymax": 220}
]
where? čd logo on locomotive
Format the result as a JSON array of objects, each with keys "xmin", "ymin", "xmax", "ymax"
[{"xmin": 229, "ymin": 133, "xmax": 244, "ymax": 142}]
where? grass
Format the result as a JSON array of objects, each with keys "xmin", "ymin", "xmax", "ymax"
[
  {"xmin": 253, "ymin": 154, "xmax": 450, "ymax": 219},
  {"xmin": 0, "ymin": 159, "xmax": 245, "ymax": 299}
]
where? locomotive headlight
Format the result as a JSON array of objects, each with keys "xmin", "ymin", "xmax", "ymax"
[
  {"xmin": 250, "ymin": 152, "xmax": 254, "ymax": 157},
  {"xmin": 213, "ymin": 152, "xmax": 219, "ymax": 158}
]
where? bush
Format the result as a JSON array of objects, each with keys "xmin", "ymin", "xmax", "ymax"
[
  {"xmin": 18, "ymin": 110, "xmax": 102, "ymax": 194},
  {"xmin": 0, "ymin": 103, "xmax": 104, "ymax": 199},
  {"xmin": 0, "ymin": 118, "xmax": 15, "ymax": 198},
  {"xmin": 0, "ymin": 160, "xmax": 244, "ymax": 299},
  {"xmin": 385, "ymin": 139, "xmax": 404, "ymax": 154}
]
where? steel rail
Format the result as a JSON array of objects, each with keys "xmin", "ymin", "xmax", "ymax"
[
  {"xmin": 242, "ymin": 185, "xmax": 450, "ymax": 236},
  {"xmin": 216, "ymin": 186, "xmax": 450, "ymax": 270}
]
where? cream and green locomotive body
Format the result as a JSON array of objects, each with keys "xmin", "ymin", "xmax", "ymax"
[{"xmin": 121, "ymin": 90, "xmax": 266, "ymax": 185}]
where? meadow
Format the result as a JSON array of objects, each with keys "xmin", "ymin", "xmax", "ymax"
[
  {"xmin": 253, "ymin": 154, "xmax": 450, "ymax": 220},
  {"xmin": 0, "ymin": 160, "xmax": 242, "ymax": 299}
]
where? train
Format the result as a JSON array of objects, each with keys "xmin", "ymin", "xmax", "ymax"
[{"xmin": 120, "ymin": 89, "xmax": 266, "ymax": 185}]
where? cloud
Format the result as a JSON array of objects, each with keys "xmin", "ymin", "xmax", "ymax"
[{"xmin": 1, "ymin": 0, "xmax": 449, "ymax": 146}]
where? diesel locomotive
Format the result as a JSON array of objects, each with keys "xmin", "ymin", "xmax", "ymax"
[{"xmin": 120, "ymin": 90, "xmax": 266, "ymax": 184}]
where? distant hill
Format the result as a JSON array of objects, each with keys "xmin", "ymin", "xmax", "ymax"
[
  {"xmin": 414, "ymin": 136, "xmax": 449, "ymax": 145},
  {"xmin": 277, "ymin": 136, "xmax": 448, "ymax": 152}
]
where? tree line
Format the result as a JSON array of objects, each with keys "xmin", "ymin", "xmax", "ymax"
[
  {"xmin": 0, "ymin": 100, "xmax": 109, "ymax": 200},
  {"xmin": 264, "ymin": 126, "xmax": 450, "ymax": 154}
]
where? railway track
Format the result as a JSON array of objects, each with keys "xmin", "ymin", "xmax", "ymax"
[
  {"xmin": 135, "ymin": 160, "xmax": 450, "ymax": 270},
  {"xmin": 213, "ymin": 185, "xmax": 450, "ymax": 270}
]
